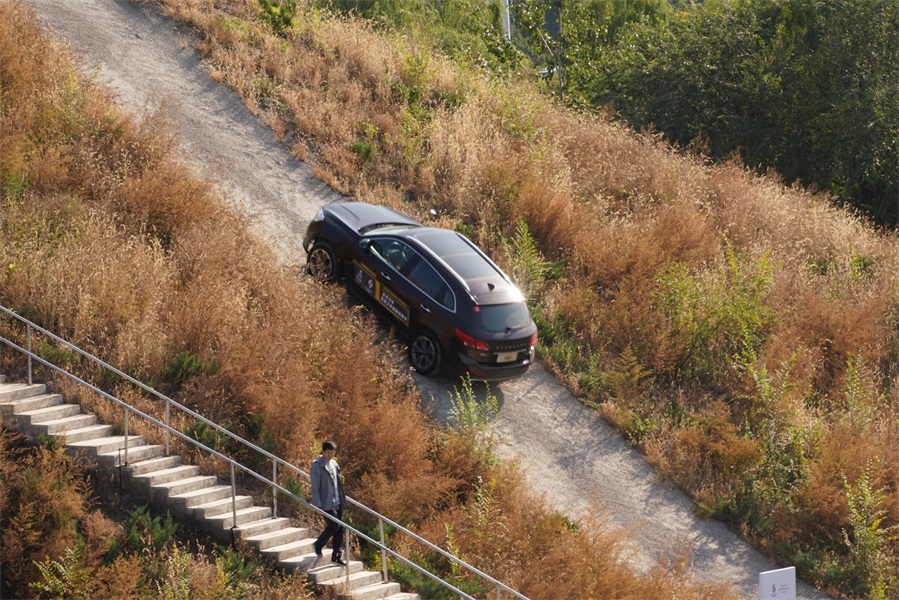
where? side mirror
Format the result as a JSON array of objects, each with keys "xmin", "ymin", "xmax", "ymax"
[{"xmin": 359, "ymin": 239, "xmax": 371, "ymax": 252}]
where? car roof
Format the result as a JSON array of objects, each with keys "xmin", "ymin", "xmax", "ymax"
[
  {"xmin": 402, "ymin": 228, "xmax": 524, "ymax": 305},
  {"xmin": 330, "ymin": 202, "xmax": 526, "ymax": 305},
  {"xmin": 327, "ymin": 202, "xmax": 422, "ymax": 233}
]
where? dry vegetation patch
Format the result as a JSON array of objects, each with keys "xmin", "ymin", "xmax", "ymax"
[
  {"xmin": 0, "ymin": 2, "xmax": 734, "ymax": 597},
  {"xmin": 142, "ymin": 0, "xmax": 899, "ymax": 594}
]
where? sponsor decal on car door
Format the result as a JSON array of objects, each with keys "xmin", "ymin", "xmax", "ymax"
[{"xmin": 354, "ymin": 261, "xmax": 410, "ymax": 326}]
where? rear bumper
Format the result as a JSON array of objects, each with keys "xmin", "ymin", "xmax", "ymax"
[{"xmin": 450, "ymin": 347, "xmax": 535, "ymax": 382}]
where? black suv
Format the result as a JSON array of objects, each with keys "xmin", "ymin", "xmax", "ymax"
[{"xmin": 303, "ymin": 202, "xmax": 537, "ymax": 381}]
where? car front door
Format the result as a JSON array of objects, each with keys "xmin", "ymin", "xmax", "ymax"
[{"xmin": 353, "ymin": 237, "xmax": 416, "ymax": 327}]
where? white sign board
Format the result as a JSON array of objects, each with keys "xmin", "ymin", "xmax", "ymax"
[{"xmin": 759, "ymin": 566, "xmax": 796, "ymax": 600}]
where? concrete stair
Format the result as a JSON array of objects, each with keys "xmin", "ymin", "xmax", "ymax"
[{"xmin": 0, "ymin": 381, "xmax": 418, "ymax": 600}]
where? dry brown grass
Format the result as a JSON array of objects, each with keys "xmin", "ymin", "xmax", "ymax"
[
  {"xmin": 11, "ymin": 0, "xmax": 899, "ymax": 593},
  {"xmin": 138, "ymin": 1, "xmax": 899, "ymax": 593},
  {"xmin": 0, "ymin": 2, "xmax": 738, "ymax": 595}
]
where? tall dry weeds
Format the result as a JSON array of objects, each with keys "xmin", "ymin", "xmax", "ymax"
[
  {"xmin": 11, "ymin": 0, "xmax": 899, "ymax": 593},
  {"xmin": 140, "ymin": 0, "xmax": 899, "ymax": 594}
]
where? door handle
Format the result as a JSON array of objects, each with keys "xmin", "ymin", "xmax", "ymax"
[
  {"xmin": 380, "ymin": 272, "xmax": 392, "ymax": 281},
  {"xmin": 420, "ymin": 303, "xmax": 431, "ymax": 314}
]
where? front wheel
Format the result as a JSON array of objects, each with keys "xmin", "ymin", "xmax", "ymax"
[
  {"xmin": 408, "ymin": 330, "xmax": 441, "ymax": 375},
  {"xmin": 306, "ymin": 242, "xmax": 338, "ymax": 283}
]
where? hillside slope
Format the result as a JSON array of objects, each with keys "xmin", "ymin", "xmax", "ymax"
[{"xmin": 23, "ymin": 0, "xmax": 829, "ymax": 597}]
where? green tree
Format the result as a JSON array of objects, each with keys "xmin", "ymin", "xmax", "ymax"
[{"xmin": 591, "ymin": 0, "xmax": 899, "ymax": 224}]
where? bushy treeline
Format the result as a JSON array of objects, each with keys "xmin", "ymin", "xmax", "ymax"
[
  {"xmin": 513, "ymin": 0, "xmax": 899, "ymax": 225},
  {"xmin": 145, "ymin": 0, "xmax": 899, "ymax": 596},
  {"xmin": 0, "ymin": 3, "xmax": 730, "ymax": 598}
]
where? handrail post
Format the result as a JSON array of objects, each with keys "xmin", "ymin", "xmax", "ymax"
[
  {"xmin": 26, "ymin": 323, "xmax": 32, "ymax": 385},
  {"xmin": 272, "ymin": 459, "xmax": 278, "ymax": 518},
  {"xmin": 230, "ymin": 462, "xmax": 238, "ymax": 545},
  {"xmin": 497, "ymin": 583, "xmax": 502, "ymax": 599},
  {"xmin": 379, "ymin": 517, "xmax": 387, "ymax": 582},
  {"xmin": 165, "ymin": 398, "xmax": 171, "ymax": 455},
  {"xmin": 123, "ymin": 409, "xmax": 130, "ymax": 466},
  {"xmin": 345, "ymin": 520, "xmax": 351, "ymax": 590}
]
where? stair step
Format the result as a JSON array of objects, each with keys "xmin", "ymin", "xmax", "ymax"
[
  {"xmin": 14, "ymin": 403, "xmax": 81, "ymax": 426},
  {"xmin": 383, "ymin": 594, "xmax": 419, "ymax": 600},
  {"xmin": 232, "ymin": 517, "xmax": 292, "ymax": 540},
  {"xmin": 169, "ymin": 484, "xmax": 234, "ymax": 512},
  {"xmin": 259, "ymin": 538, "xmax": 315, "ymax": 562},
  {"xmin": 305, "ymin": 560, "xmax": 365, "ymax": 584},
  {"xmin": 52, "ymin": 424, "xmax": 114, "ymax": 443},
  {"xmin": 0, "ymin": 383, "xmax": 47, "ymax": 403},
  {"xmin": 245, "ymin": 526, "xmax": 308, "ymax": 551},
  {"xmin": 278, "ymin": 551, "xmax": 326, "ymax": 572},
  {"xmin": 193, "ymin": 495, "xmax": 255, "ymax": 519},
  {"xmin": 31, "ymin": 413, "xmax": 98, "ymax": 435},
  {"xmin": 318, "ymin": 568, "xmax": 381, "ymax": 591},
  {"xmin": 0, "ymin": 393, "xmax": 63, "ymax": 415},
  {"xmin": 67, "ymin": 434, "xmax": 146, "ymax": 456},
  {"xmin": 98, "ymin": 444, "xmax": 165, "ymax": 467},
  {"xmin": 349, "ymin": 582, "xmax": 402, "ymax": 600},
  {"xmin": 205, "ymin": 506, "xmax": 273, "ymax": 529},
  {"xmin": 152, "ymin": 475, "xmax": 218, "ymax": 499},
  {"xmin": 132, "ymin": 465, "xmax": 201, "ymax": 487},
  {"xmin": 125, "ymin": 455, "xmax": 182, "ymax": 476}
]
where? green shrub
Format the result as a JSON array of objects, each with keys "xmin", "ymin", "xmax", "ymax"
[
  {"xmin": 163, "ymin": 350, "xmax": 218, "ymax": 389},
  {"xmin": 125, "ymin": 505, "xmax": 177, "ymax": 555},
  {"xmin": 449, "ymin": 374, "xmax": 498, "ymax": 430},
  {"xmin": 30, "ymin": 541, "xmax": 93, "ymax": 600},
  {"xmin": 842, "ymin": 462, "xmax": 899, "ymax": 598},
  {"xmin": 655, "ymin": 245, "xmax": 774, "ymax": 388},
  {"xmin": 258, "ymin": 0, "xmax": 297, "ymax": 33},
  {"xmin": 184, "ymin": 419, "xmax": 231, "ymax": 454}
]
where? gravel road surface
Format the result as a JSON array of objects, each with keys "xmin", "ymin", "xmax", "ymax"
[{"xmin": 25, "ymin": 1, "xmax": 830, "ymax": 597}]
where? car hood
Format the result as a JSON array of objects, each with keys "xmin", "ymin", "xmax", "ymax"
[{"xmin": 328, "ymin": 202, "xmax": 422, "ymax": 233}]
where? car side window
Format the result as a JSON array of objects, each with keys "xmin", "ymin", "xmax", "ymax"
[
  {"xmin": 371, "ymin": 239, "xmax": 413, "ymax": 272},
  {"xmin": 406, "ymin": 259, "xmax": 455, "ymax": 311}
]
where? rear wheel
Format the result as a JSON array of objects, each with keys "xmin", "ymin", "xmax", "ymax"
[
  {"xmin": 409, "ymin": 330, "xmax": 441, "ymax": 375},
  {"xmin": 306, "ymin": 242, "xmax": 338, "ymax": 282}
]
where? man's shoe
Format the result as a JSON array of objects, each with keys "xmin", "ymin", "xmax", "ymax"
[
  {"xmin": 331, "ymin": 557, "xmax": 347, "ymax": 566},
  {"xmin": 313, "ymin": 545, "xmax": 323, "ymax": 558}
]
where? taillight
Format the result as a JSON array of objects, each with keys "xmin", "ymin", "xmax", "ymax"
[
  {"xmin": 455, "ymin": 328, "xmax": 489, "ymax": 351},
  {"xmin": 529, "ymin": 331, "xmax": 538, "ymax": 347}
]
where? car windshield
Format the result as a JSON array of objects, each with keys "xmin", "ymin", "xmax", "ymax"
[{"xmin": 477, "ymin": 303, "xmax": 531, "ymax": 332}]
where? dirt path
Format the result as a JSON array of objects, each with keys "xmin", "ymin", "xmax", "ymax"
[{"xmin": 25, "ymin": 1, "xmax": 828, "ymax": 597}]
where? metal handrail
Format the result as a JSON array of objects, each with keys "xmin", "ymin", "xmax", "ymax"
[{"xmin": 0, "ymin": 304, "xmax": 527, "ymax": 600}]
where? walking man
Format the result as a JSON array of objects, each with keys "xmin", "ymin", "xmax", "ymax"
[{"xmin": 311, "ymin": 440, "xmax": 347, "ymax": 566}]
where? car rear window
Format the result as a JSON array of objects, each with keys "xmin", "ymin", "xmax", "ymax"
[{"xmin": 477, "ymin": 303, "xmax": 531, "ymax": 332}]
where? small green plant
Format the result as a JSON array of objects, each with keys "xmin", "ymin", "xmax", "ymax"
[
  {"xmin": 30, "ymin": 541, "xmax": 93, "ymax": 600},
  {"xmin": 842, "ymin": 461, "xmax": 898, "ymax": 598},
  {"xmin": 258, "ymin": 0, "xmax": 297, "ymax": 33},
  {"xmin": 39, "ymin": 342, "xmax": 80, "ymax": 369},
  {"xmin": 163, "ymin": 350, "xmax": 218, "ymax": 389},
  {"xmin": 184, "ymin": 419, "xmax": 231, "ymax": 454},
  {"xmin": 215, "ymin": 545, "xmax": 259, "ymax": 592},
  {"xmin": 849, "ymin": 253, "xmax": 877, "ymax": 281},
  {"xmin": 125, "ymin": 505, "xmax": 178, "ymax": 555},
  {"xmin": 350, "ymin": 140, "xmax": 374, "ymax": 161},
  {"xmin": 449, "ymin": 374, "xmax": 498, "ymax": 430},
  {"xmin": 500, "ymin": 218, "xmax": 551, "ymax": 304},
  {"xmin": 843, "ymin": 353, "xmax": 882, "ymax": 430},
  {"xmin": 156, "ymin": 544, "xmax": 191, "ymax": 600}
]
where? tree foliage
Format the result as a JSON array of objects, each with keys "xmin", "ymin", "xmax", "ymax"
[{"xmin": 513, "ymin": 0, "xmax": 899, "ymax": 225}]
